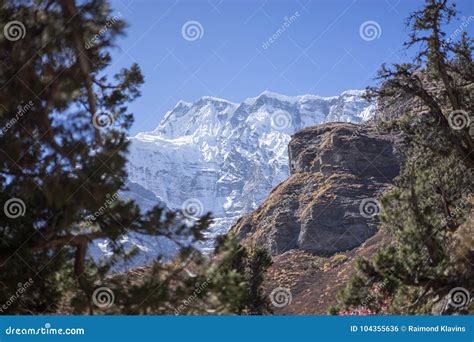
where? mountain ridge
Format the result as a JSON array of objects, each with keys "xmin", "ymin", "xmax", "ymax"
[
  {"xmin": 124, "ymin": 90, "xmax": 376, "ymax": 254},
  {"xmin": 231, "ymin": 122, "xmax": 400, "ymax": 255}
]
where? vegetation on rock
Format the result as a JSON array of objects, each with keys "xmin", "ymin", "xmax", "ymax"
[
  {"xmin": 0, "ymin": 0, "xmax": 270, "ymax": 315},
  {"xmin": 335, "ymin": 0, "xmax": 473, "ymax": 315}
]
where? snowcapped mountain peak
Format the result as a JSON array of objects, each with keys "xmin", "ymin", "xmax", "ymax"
[
  {"xmin": 244, "ymin": 90, "xmax": 300, "ymax": 105},
  {"xmin": 126, "ymin": 90, "xmax": 375, "ymax": 252},
  {"xmin": 243, "ymin": 89, "xmax": 358, "ymax": 106},
  {"xmin": 176, "ymin": 99, "xmax": 193, "ymax": 107},
  {"xmin": 198, "ymin": 95, "xmax": 238, "ymax": 105},
  {"xmin": 255, "ymin": 90, "xmax": 301, "ymax": 102},
  {"xmin": 145, "ymin": 97, "xmax": 237, "ymax": 139}
]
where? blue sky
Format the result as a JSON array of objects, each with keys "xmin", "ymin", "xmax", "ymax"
[{"xmin": 106, "ymin": 0, "xmax": 473, "ymax": 134}]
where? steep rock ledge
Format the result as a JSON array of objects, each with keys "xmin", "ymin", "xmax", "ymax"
[{"xmin": 230, "ymin": 123, "xmax": 400, "ymax": 256}]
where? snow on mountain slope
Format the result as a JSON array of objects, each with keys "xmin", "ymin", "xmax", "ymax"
[{"xmin": 125, "ymin": 90, "xmax": 375, "ymax": 252}]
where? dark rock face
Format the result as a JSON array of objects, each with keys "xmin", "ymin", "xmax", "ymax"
[{"xmin": 230, "ymin": 123, "xmax": 400, "ymax": 256}]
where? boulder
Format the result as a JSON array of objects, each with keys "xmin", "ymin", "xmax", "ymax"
[{"xmin": 230, "ymin": 123, "xmax": 400, "ymax": 256}]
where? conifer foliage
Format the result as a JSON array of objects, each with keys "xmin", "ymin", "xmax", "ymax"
[
  {"xmin": 0, "ymin": 0, "xmax": 270, "ymax": 315},
  {"xmin": 336, "ymin": 0, "xmax": 473, "ymax": 314}
]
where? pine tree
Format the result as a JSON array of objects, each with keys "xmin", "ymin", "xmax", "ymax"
[
  {"xmin": 0, "ymin": 0, "xmax": 270, "ymax": 315},
  {"xmin": 336, "ymin": 0, "xmax": 473, "ymax": 314},
  {"xmin": 212, "ymin": 235, "xmax": 272, "ymax": 315}
]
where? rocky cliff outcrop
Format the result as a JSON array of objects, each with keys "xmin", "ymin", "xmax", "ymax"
[
  {"xmin": 126, "ymin": 90, "xmax": 374, "ymax": 248},
  {"xmin": 231, "ymin": 122, "xmax": 400, "ymax": 256}
]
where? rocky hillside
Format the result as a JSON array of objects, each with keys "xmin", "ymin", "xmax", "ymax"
[
  {"xmin": 264, "ymin": 230, "xmax": 390, "ymax": 314},
  {"xmin": 229, "ymin": 122, "xmax": 401, "ymax": 314},
  {"xmin": 231, "ymin": 123, "xmax": 400, "ymax": 256},
  {"xmin": 126, "ymin": 91, "xmax": 374, "ymax": 251},
  {"xmin": 92, "ymin": 91, "xmax": 375, "ymax": 266}
]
